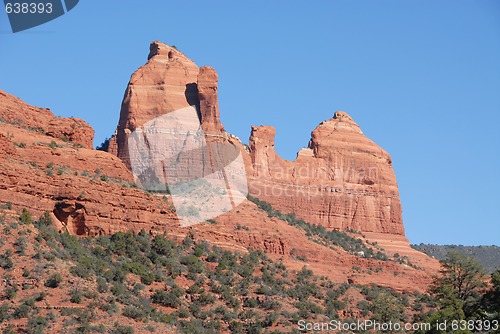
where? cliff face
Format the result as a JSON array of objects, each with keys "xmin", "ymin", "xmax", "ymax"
[
  {"xmin": 111, "ymin": 42, "xmax": 404, "ymax": 236},
  {"xmin": 247, "ymin": 112, "xmax": 404, "ymax": 235},
  {"xmin": 0, "ymin": 90, "xmax": 178, "ymax": 236}
]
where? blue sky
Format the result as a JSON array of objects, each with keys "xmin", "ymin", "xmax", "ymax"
[{"xmin": 0, "ymin": 1, "xmax": 499, "ymax": 246}]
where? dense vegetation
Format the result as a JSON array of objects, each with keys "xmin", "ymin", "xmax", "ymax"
[
  {"xmin": 415, "ymin": 251, "xmax": 500, "ymax": 333},
  {"xmin": 412, "ymin": 244, "xmax": 500, "ymax": 273}
]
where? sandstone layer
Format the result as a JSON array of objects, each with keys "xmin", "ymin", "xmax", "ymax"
[{"xmin": 0, "ymin": 108, "xmax": 177, "ymax": 236}]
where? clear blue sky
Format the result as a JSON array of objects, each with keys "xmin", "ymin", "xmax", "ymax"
[{"xmin": 1, "ymin": 1, "xmax": 499, "ymax": 246}]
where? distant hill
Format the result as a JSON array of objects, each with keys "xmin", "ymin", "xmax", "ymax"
[{"xmin": 412, "ymin": 244, "xmax": 500, "ymax": 273}]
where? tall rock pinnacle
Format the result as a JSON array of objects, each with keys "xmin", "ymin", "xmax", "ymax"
[
  {"xmin": 198, "ymin": 66, "xmax": 224, "ymax": 134},
  {"xmin": 109, "ymin": 41, "xmax": 200, "ymax": 166}
]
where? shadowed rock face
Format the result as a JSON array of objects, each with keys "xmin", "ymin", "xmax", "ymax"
[{"xmin": 110, "ymin": 41, "xmax": 404, "ymax": 236}]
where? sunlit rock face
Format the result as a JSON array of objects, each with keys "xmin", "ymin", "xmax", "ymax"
[
  {"xmin": 247, "ymin": 111, "xmax": 404, "ymax": 235},
  {"xmin": 111, "ymin": 41, "xmax": 404, "ymax": 235}
]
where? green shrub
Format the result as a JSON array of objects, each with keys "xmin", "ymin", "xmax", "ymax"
[
  {"xmin": 152, "ymin": 235, "xmax": 175, "ymax": 256},
  {"xmin": 14, "ymin": 236, "xmax": 27, "ymax": 254},
  {"xmin": 122, "ymin": 306, "xmax": 145, "ymax": 320},
  {"xmin": 235, "ymin": 224, "xmax": 249, "ymax": 231},
  {"xmin": 0, "ymin": 251, "xmax": 13, "ymax": 269},
  {"xmin": 4, "ymin": 284, "xmax": 18, "ymax": 300},
  {"xmin": 13, "ymin": 304, "xmax": 31, "ymax": 318},
  {"xmin": 0, "ymin": 202, "xmax": 13, "ymax": 210},
  {"xmin": 109, "ymin": 323, "xmax": 135, "ymax": 334},
  {"xmin": 19, "ymin": 209, "xmax": 32, "ymax": 224},
  {"xmin": 259, "ymin": 297, "xmax": 281, "ymax": 311},
  {"xmin": 27, "ymin": 315, "xmax": 48, "ymax": 333},
  {"xmin": 69, "ymin": 264, "xmax": 91, "ymax": 279},
  {"xmin": 96, "ymin": 138, "xmax": 111, "ymax": 152},
  {"xmin": 35, "ymin": 211, "xmax": 52, "ymax": 226},
  {"xmin": 70, "ymin": 289, "xmax": 83, "ymax": 303},
  {"xmin": 198, "ymin": 293, "xmax": 215, "ymax": 306},
  {"xmin": 151, "ymin": 290, "xmax": 181, "ymax": 308},
  {"xmin": 45, "ymin": 273, "xmax": 62, "ymax": 288},
  {"xmin": 244, "ymin": 298, "xmax": 258, "ymax": 308},
  {"xmin": 0, "ymin": 303, "xmax": 11, "ymax": 322},
  {"xmin": 35, "ymin": 292, "xmax": 46, "ymax": 302},
  {"xmin": 262, "ymin": 312, "xmax": 279, "ymax": 327}
]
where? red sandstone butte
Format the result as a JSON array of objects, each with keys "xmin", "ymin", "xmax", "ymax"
[
  {"xmin": 111, "ymin": 41, "xmax": 201, "ymax": 168},
  {"xmin": 110, "ymin": 41, "xmax": 404, "ymax": 236}
]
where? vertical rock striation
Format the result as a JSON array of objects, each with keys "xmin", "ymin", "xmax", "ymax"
[{"xmin": 197, "ymin": 66, "xmax": 225, "ymax": 135}]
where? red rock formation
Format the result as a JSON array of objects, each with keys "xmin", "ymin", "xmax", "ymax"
[
  {"xmin": 0, "ymin": 90, "xmax": 94, "ymax": 149},
  {"xmin": 0, "ymin": 90, "xmax": 178, "ymax": 235},
  {"xmin": 247, "ymin": 111, "xmax": 404, "ymax": 235},
  {"xmin": 110, "ymin": 41, "xmax": 404, "ymax": 236},
  {"xmin": 110, "ymin": 41, "xmax": 200, "ymax": 168},
  {"xmin": 0, "ymin": 87, "xmax": 439, "ymax": 293}
]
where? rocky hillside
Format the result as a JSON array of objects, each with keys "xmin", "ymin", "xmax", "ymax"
[
  {"xmin": 0, "ymin": 211, "xmax": 440, "ymax": 333},
  {"xmin": 0, "ymin": 40, "xmax": 443, "ymax": 332}
]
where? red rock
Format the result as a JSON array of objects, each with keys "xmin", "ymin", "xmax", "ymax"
[
  {"xmin": 198, "ymin": 66, "xmax": 224, "ymax": 134},
  {"xmin": 247, "ymin": 111, "xmax": 404, "ymax": 235},
  {"xmin": 0, "ymin": 41, "xmax": 440, "ymax": 295},
  {"xmin": 110, "ymin": 42, "xmax": 404, "ymax": 236},
  {"xmin": 0, "ymin": 89, "xmax": 94, "ymax": 149},
  {"xmin": 0, "ymin": 86, "xmax": 439, "ymax": 293},
  {"xmin": 113, "ymin": 41, "xmax": 200, "ymax": 168},
  {"xmin": 0, "ymin": 91, "xmax": 178, "ymax": 236}
]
